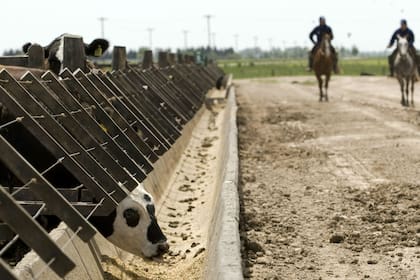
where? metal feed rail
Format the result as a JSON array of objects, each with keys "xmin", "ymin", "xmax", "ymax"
[{"xmin": 0, "ymin": 41, "xmax": 220, "ymax": 279}]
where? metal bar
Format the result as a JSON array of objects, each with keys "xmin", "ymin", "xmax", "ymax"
[
  {"xmin": 0, "ymin": 187, "xmax": 75, "ymax": 278},
  {"xmin": 0, "ymin": 70, "xmax": 124, "ymax": 212},
  {"xmin": 19, "ymin": 72, "xmax": 143, "ymax": 185},
  {"xmin": 95, "ymin": 72, "xmax": 173, "ymax": 152},
  {"xmin": 0, "ymin": 56, "xmax": 28, "ymax": 67},
  {"xmin": 59, "ymin": 69, "xmax": 154, "ymax": 173},
  {"xmin": 160, "ymin": 66, "xmax": 206, "ymax": 103},
  {"xmin": 72, "ymin": 69, "xmax": 159, "ymax": 163},
  {"xmin": 0, "ymin": 135, "xmax": 96, "ymax": 241},
  {"xmin": 40, "ymin": 71, "xmax": 145, "ymax": 184},
  {"xmin": 128, "ymin": 69, "xmax": 194, "ymax": 121},
  {"xmin": 18, "ymin": 201, "xmax": 113, "ymax": 217},
  {"xmin": 4, "ymin": 186, "xmax": 79, "ymax": 202},
  {"xmin": 119, "ymin": 70, "xmax": 188, "ymax": 126},
  {"xmin": 87, "ymin": 71, "xmax": 169, "ymax": 152},
  {"xmin": 106, "ymin": 72, "xmax": 181, "ymax": 142},
  {"xmin": 132, "ymin": 66, "xmax": 200, "ymax": 115}
]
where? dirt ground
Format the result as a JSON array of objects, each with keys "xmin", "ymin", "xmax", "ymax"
[{"xmin": 237, "ymin": 76, "xmax": 420, "ymax": 280}]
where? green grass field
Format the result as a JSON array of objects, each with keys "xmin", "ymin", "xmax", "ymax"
[{"xmin": 218, "ymin": 58, "xmax": 388, "ymax": 79}]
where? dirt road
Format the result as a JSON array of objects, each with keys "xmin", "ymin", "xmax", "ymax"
[{"xmin": 237, "ymin": 76, "xmax": 420, "ymax": 280}]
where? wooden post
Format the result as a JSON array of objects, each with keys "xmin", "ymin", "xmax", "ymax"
[
  {"xmin": 112, "ymin": 46, "xmax": 127, "ymax": 71},
  {"xmin": 158, "ymin": 51, "xmax": 169, "ymax": 68},
  {"xmin": 27, "ymin": 44, "xmax": 44, "ymax": 68},
  {"xmin": 142, "ymin": 50, "xmax": 153, "ymax": 69},
  {"xmin": 190, "ymin": 55, "xmax": 197, "ymax": 64},
  {"xmin": 62, "ymin": 35, "xmax": 86, "ymax": 72},
  {"xmin": 168, "ymin": 53, "xmax": 176, "ymax": 65},
  {"xmin": 177, "ymin": 53, "xmax": 185, "ymax": 64}
]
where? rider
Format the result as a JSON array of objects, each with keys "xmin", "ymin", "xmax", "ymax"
[
  {"xmin": 387, "ymin": 19, "xmax": 417, "ymax": 77},
  {"xmin": 308, "ymin": 16, "xmax": 339, "ymax": 73}
]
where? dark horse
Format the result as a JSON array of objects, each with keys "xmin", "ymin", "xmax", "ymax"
[
  {"xmin": 394, "ymin": 35, "xmax": 417, "ymax": 106},
  {"xmin": 313, "ymin": 34, "xmax": 333, "ymax": 102}
]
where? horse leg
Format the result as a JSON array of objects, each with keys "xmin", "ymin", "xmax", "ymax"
[
  {"xmin": 317, "ymin": 75, "xmax": 323, "ymax": 102},
  {"xmin": 411, "ymin": 78, "xmax": 415, "ymax": 106},
  {"xmin": 405, "ymin": 78, "xmax": 410, "ymax": 106},
  {"xmin": 399, "ymin": 79, "xmax": 405, "ymax": 106},
  {"xmin": 325, "ymin": 74, "xmax": 330, "ymax": 102}
]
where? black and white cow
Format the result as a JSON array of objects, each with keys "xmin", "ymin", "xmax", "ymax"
[
  {"xmin": 0, "ymin": 107, "xmax": 169, "ymax": 258},
  {"xmin": 90, "ymin": 186, "xmax": 169, "ymax": 257},
  {"xmin": 22, "ymin": 33, "xmax": 109, "ymax": 75}
]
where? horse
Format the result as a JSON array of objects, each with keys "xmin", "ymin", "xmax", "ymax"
[
  {"xmin": 394, "ymin": 35, "xmax": 417, "ymax": 107},
  {"xmin": 313, "ymin": 33, "xmax": 333, "ymax": 102}
]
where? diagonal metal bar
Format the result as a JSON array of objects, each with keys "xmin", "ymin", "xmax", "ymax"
[
  {"xmin": 0, "ymin": 135, "xmax": 96, "ymax": 241},
  {"xmin": 94, "ymin": 72, "xmax": 173, "ymax": 152},
  {"xmin": 59, "ymin": 69, "xmax": 154, "ymax": 173},
  {"xmin": 0, "ymin": 187, "xmax": 75, "ymax": 278},
  {"xmin": 19, "ymin": 71, "xmax": 142, "ymax": 185},
  {"xmin": 0, "ymin": 71, "xmax": 124, "ymax": 212},
  {"xmin": 87, "ymin": 71, "xmax": 169, "ymax": 151},
  {"xmin": 40, "ymin": 71, "xmax": 145, "ymax": 184},
  {"xmin": 106, "ymin": 72, "xmax": 181, "ymax": 142},
  {"xmin": 73, "ymin": 69, "xmax": 159, "ymax": 163}
]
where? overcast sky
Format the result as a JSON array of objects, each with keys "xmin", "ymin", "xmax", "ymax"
[{"xmin": 1, "ymin": 0, "xmax": 419, "ymax": 53}]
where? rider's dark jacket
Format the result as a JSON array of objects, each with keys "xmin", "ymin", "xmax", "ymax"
[
  {"xmin": 309, "ymin": 24, "xmax": 334, "ymax": 45},
  {"xmin": 389, "ymin": 28, "xmax": 415, "ymax": 47}
]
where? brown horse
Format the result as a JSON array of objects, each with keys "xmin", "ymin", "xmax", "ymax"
[{"xmin": 313, "ymin": 34, "xmax": 333, "ymax": 102}]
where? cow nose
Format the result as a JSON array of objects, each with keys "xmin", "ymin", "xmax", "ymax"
[{"xmin": 157, "ymin": 242, "xmax": 170, "ymax": 254}]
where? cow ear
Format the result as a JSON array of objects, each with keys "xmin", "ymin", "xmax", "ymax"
[
  {"xmin": 85, "ymin": 38, "xmax": 110, "ymax": 56},
  {"xmin": 22, "ymin": 43, "xmax": 32, "ymax": 54},
  {"xmin": 123, "ymin": 208, "xmax": 140, "ymax": 227}
]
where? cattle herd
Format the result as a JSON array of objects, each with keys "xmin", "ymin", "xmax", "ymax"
[{"xmin": 0, "ymin": 33, "xmax": 225, "ymax": 278}]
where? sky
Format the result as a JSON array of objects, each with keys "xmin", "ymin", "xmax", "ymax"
[{"xmin": 1, "ymin": 0, "xmax": 420, "ymax": 54}]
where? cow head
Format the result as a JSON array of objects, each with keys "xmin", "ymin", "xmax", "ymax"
[
  {"xmin": 90, "ymin": 184, "xmax": 169, "ymax": 258},
  {"xmin": 22, "ymin": 34, "xmax": 109, "ymax": 75}
]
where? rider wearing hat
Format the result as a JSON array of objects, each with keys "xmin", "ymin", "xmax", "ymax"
[
  {"xmin": 308, "ymin": 16, "xmax": 339, "ymax": 73},
  {"xmin": 387, "ymin": 19, "xmax": 417, "ymax": 77}
]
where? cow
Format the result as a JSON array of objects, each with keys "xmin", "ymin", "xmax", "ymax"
[
  {"xmin": 90, "ymin": 185, "xmax": 170, "ymax": 257},
  {"xmin": 0, "ymin": 105, "xmax": 169, "ymax": 259},
  {"xmin": 22, "ymin": 33, "xmax": 109, "ymax": 75}
]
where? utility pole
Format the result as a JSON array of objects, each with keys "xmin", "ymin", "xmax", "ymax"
[
  {"xmin": 183, "ymin": 30, "xmax": 189, "ymax": 49},
  {"xmin": 147, "ymin": 27, "xmax": 154, "ymax": 50},
  {"xmin": 268, "ymin": 38, "xmax": 273, "ymax": 50},
  {"xmin": 204, "ymin": 14, "xmax": 213, "ymax": 48},
  {"xmin": 98, "ymin": 17, "xmax": 107, "ymax": 38},
  {"xmin": 268, "ymin": 38, "xmax": 273, "ymax": 58},
  {"xmin": 234, "ymin": 34, "xmax": 239, "ymax": 51}
]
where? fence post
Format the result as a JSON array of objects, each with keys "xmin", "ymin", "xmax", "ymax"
[
  {"xmin": 168, "ymin": 53, "xmax": 176, "ymax": 65},
  {"xmin": 177, "ymin": 53, "xmax": 185, "ymax": 64},
  {"xmin": 112, "ymin": 46, "xmax": 127, "ymax": 71},
  {"xmin": 158, "ymin": 51, "xmax": 169, "ymax": 68},
  {"xmin": 62, "ymin": 35, "xmax": 86, "ymax": 72},
  {"xmin": 142, "ymin": 50, "xmax": 153, "ymax": 69},
  {"xmin": 27, "ymin": 44, "xmax": 44, "ymax": 68}
]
